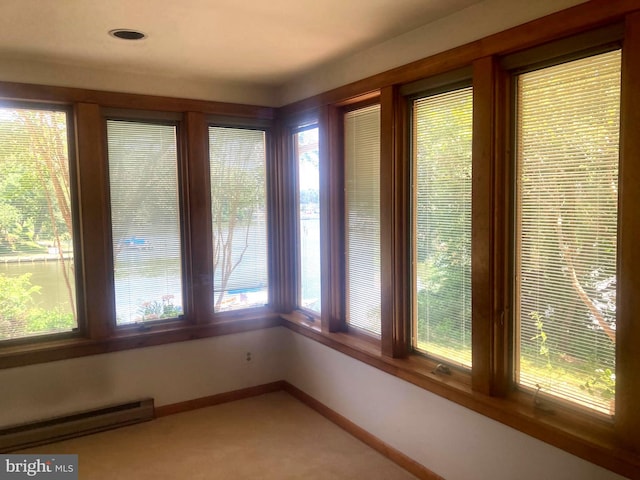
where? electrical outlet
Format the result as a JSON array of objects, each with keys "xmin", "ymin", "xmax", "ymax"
[{"xmin": 245, "ymin": 351, "xmax": 252, "ymax": 363}]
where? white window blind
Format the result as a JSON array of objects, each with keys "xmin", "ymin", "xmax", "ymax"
[
  {"xmin": 107, "ymin": 120, "xmax": 183, "ymax": 325},
  {"xmin": 516, "ymin": 50, "xmax": 620, "ymax": 414},
  {"xmin": 413, "ymin": 87, "xmax": 473, "ymax": 367},
  {"xmin": 209, "ymin": 127, "xmax": 268, "ymax": 312},
  {"xmin": 296, "ymin": 127, "xmax": 321, "ymax": 313},
  {"xmin": 345, "ymin": 105, "xmax": 381, "ymax": 335},
  {"xmin": 0, "ymin": 107, "xmax": 77, "ymax": 340}
]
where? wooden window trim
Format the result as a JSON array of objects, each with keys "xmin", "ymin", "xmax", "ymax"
[
  {"xmin": 0, "ymin": 101, "xmax": 88, "ymax": 345},
  {"xmin": 1, "ymin": 1, "xmax": 639, "ymax": 477},
  {"xmin": 380, "ymin": 86, "xmax": 411, "ymax": 358},
  {"xmin": 471, "ymin": 57, "xmax": 511, "ymax": 398},
  {"xmin": 0, "ymin": 82, "xmax": 276, "ymax": 118},
  {"xmin": 103, "ymin": 112, "xmax": 188, "ymax": 330},
  {"xmin": 0, "ymin": 87, "xmax": 279, "ymax": 367},
  {"xmin": 288, "ymin": 120, "xmax": 325, "ymax": 327},
  {"xmin": 205, "ymin": 120, "xmax": 274, "ymax": 321},
  {"xmin": 281, "ymin": 3, "xmax": 640, "ymax": 477},
  {"xmin": 405, "ymin": 78, "xmax": 474, "ymax": 370},
  {"xmin": 267, "ymin": 120, "xmax": 297, "ymax": 314},
  {"xmin": 184, "ymin": 111, "xmax": 213, "ymax": 324},
  {"xmin": 269, "ymin": 111, "xmax": 321, "ymax": 317},
  {"xmin": 0, "ymin": 311, "xmax": 282, "ymax": 369},
  {"xmin": 503, "ymin": 35, "xmax": 624, "ymax": 418},
  {"xmin": 617, "ymin": 10, "xmax": 640, "ymax": 454},
  {"xmin": 331, "ymin": 96, "xmax": 385, "ymax": 341},
  {"xmin": 76, "ymin": 103, "xmax": 113, "ymax": 340}
]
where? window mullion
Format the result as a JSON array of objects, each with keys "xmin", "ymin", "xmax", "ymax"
[
  {"xmin": 76, "ymin": 102, "xmax": 114, "ymax": 339},
  {"xmin": 616, "ymin": 10, "xmax": 640, "ymax": 452},
  {"xmin": 320, "ymin": 105, "xmax": 344, "ymax": 333},
  {"xmin": 183, "ymin": 111, "xmax": 213, "ymax": 324},
  {"xmin": 381, "ymin": 86, "xmax": 410, "ymax": 357},
  {"xmin": 471, "ymin": 57, "xmax": 510, "ymax": 396},
  {"xmin": 268, "ymin": 121, "xmax": 297, "ymax": 313}
]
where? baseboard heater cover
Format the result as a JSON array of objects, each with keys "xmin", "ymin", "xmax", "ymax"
[{"xmin": 0, "ymin": 398, "xmax": 154, "ymax": 452}]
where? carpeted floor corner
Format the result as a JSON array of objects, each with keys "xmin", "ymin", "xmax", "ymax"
[{"xmin": 18, "ymin": 391, "xmax": 417, "ymax": 479}]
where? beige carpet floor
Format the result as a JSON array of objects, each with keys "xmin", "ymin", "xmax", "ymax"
[{"xmin": 18, "ymin": 391, "xmax": 417, "ymax": 479}]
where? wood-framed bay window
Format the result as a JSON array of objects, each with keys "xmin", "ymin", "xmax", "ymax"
[
  {"xmin": 2, "ymin": 1, "xmax": 640, "ymax": 476},
  {"xmin": 278, "ymin": 6, "xmax": 640, "ymax": 476},
  {"xmin": 0, "ymin": 90, "xmax": 279, "ymax": 367}
]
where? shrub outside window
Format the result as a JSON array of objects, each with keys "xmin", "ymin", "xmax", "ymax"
[
  {"xmin": 412, "ymin": 87, "xmax": 473, "ymax": 367},
  {"xmin": 0, "ymin": 106, "xmax": 78, "ymax": 340}
]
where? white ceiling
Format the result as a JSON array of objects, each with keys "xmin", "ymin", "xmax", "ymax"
[{"xmin": 0, "ymin": 0, "xmax": 483, "ymax": 88}]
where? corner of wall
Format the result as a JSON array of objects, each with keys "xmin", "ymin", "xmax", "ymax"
[{"xmin": 281, "ymin": 329, "xmax": 625, "ymax": 480}]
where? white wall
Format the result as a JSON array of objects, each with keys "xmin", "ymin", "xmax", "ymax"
[
  {"xmin": 0, "ymin": 56, "xmax": 278, "ymax": 107},
  {"xmin": 278, "ymin": 0, "xmax": 588, "ymax": 105},
  {"xmin": 0, "ymin": 327, "xmax": 286, "ymax": 427},
  {"xmin": 1, "ymin": 326, "xmax": 627, "ymax": 478},
  {"xmin": 282, "ymin": 329, "xmax": 626, "ymax": 480}
]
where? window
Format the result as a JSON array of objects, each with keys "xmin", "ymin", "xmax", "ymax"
[
  {"xmin": 106, "ymin": 120, "xmax": 183, "ymax": 325},
  {"xmin": 209, "ymin": 126, "xmax": 268, "ymax": 312},
  {"xmin": 294, "ymin": 126, "xmax": 321, "ymax": 313},
  {"xmin": 344, "ymin": 105, "xmax": 381, "ymax": 335},
  {"xmin": 0, "ymin": 106, "xmax": 78, "ymax": 340},
  {"xmin": 412, "ymin": 87, "xmax": 473, "ymax": 367},
  {"xmin": 1, "ymin": 5, "xmax": 639, "ymax": 477},
  {"xmin": 515, "ymin": 50, "xmax": 621, "ymax": 414}
]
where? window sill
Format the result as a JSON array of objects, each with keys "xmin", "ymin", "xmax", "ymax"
[
  {"xmin": 280, "ymin": 314, "xmax": 640, "ymax": 479},
  {"xmin": 0, "ymin": 309, "xmax": 281, "ymax": 370}
]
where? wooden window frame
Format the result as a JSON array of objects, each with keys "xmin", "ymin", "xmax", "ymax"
[
  {"xmin": 103, "ymin": 111, "xmax": 187, "ymax": 332},
  {"xmin": 1, "ymin": 1, "xmax": 639, "ymax": 477},
  {"xmin": 0, "ymin": 90, "xmax": 280, "ymax": 369},
  {"xmin": 405, "ymin": 76, "xmax": 474, "ymax": 370},
  {"xmin": 287, "ymin": 118, "xmax": 322, "ymax": 325},
  {"xmin": 0, "ymin": 101, "xmax": 86, "ymax": 345},
  {"xmin": 280, "ymin": 2, "xmax": 640, "ymax": 477},
  {"xmin": 336, "ymin": 98, "xmax": 383, "ymax": 342},
  {"xmin": 205, "ymin": 119, "xmax": 274, "ymax": 322},
  {"xmin": 505, "ymin": 36, "xmax": 623, "ymax": 415}
]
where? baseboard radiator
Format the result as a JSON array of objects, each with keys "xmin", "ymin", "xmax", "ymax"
[{"xmin": 0, "ymin": 398, "xmax": 154, "ymax": 453}]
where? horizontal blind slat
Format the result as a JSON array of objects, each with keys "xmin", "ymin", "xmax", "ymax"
[
  {"xmin": 345, "ymin": 104, "xmax": 381, "ymax": 336},
  {"xmin": 209, "ymin": 127, "xmax": 268, "ymax": 312},
  {"xmin": 107, "ymin": 120, "xmax": 182, "ymax": 325},
  {"xmin": 0, "ymin": 107, "xmax": 78, "ymax": 339},
  {"xmin": 413, "ymin": 87, "xmax": 473, "ymax": 367},
  {"xmin": 516, "ymin": 50, "xmax": 620, "ymax": 415}
]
